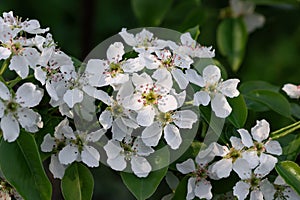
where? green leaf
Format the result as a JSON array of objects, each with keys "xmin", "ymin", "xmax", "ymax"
[
  {"xmin": 270, "ymin": 121, "xmax": 300, "ymax": 139},
  {"xmin": 227, "ymin": 95, "xmax": 248, "ymax": 128},
  {"xmin": 172, "ymin": 176, "xmax": 189, "ymax": 200},
  {"xmin": 121, "ymin": 148, "xmax": 169, "ymax": 200},
  {"xmin": 291, "ymin": 103, "xmax": 300, "ymax": 119},
  {"xmin": 278, "ymin": 133, "xmax": 300, "ymax": 161},
  {"xmin": 275, "ymin": 161, "xmax": 300, "ymax": 195},
  {"xmin": 243, "ymin": 90, "xmax": 291, "ymax": 118},
  {"xmin": 239, "ymin": 80, "xmax": 280, "ymax": 94},
  {"xmin": 131, "ymin": 0, "xmax": 173, "ymax": 26},
  {"xmin": 217, "ymin": 18, "xmax": 248, "ymax": 72},
  {"xmin": 246, "ymin": 0, "xmax": 299, "ymax": 6},
  {"xmin": 185, "ymin": 25, "xmax": 200, "ymax": 41},
  {"xmin": 61, "ymin": 163, "xmax": 94, "ymax": 200},
  {"xmin": 0, "ymin": 131, "xmax": 52, "ymax": 200}
]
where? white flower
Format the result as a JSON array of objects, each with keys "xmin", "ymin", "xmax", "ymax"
[
  {"xmin": 122, "ymin": 72, "xmax": 178, "ymax": 126},
  {"xmin": 186, "ymin": 65, "xmax": 240, "ymax": 118},
  {"xmin": 176, "ymin": 143, "xmax": 217, "ymax": 200},
  {"xmin": 230, "ymin": 0, "xmax": 265, "ymax": 33},
  {"xmin": 233, "ymin": 167, "xmax": 276, "ymax": 200},
  {"xmin": 0, "ymin": 82, "xmax": 43, "ymax": 142},
  {"xmin": 141, "ymin": 109, "xmax": 197, "ymax": 149},
  {"xmin": 274, "ymin": 176, "xmax": 300, "ymax": 200},
  {"xmin": 119, "ymin": 28, "xmax": 167, "ymax": 53},
  {"xmin": 169, "ymin": 32, "xmax": 215, "ymax": 58},
  {"xmin": 104, "ymin": 137, "xmax": 154, "ymax": 177},
  {"xmin": 282, "ymin": 83, "xmax": 300, "ymax": 99}
]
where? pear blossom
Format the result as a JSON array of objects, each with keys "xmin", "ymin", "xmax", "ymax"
[
  {"xmin": 282, "ymin": 83, "xmax": 300, "ymax": 99},
  {"xmin": 119, "ymin": 28, "xmax": 167, "ymax": 53},
  {"xmin": 186, "ymin": 65, "xmax": 240, "ymax": 118},
  {"xmin": 176, "ymin": 143, "xmax": 218, "ymax": 200},
  {"xmin": 41, "ymin": 118, "xmax": 105, "ymax": 178},
  {"xmin": 104, "ymin": 137, "xmax": 154, "ymax": 177},
  {"xmin": 233, "ymin": 165, "xmax": 276, "ymax": 200},
  {"xmin": 169, "ymin": 32, "xmax": 215, "ymax": 59},
  {"xmin": 230, "ymin": 0, "xmax": 265, "ymax": 33},
  {"xmin": 122, "ymin": 72, "xmax": 178, "ymax": 126},
  {"xmin": 0, "ymin": 82, "xmax": 43, "ymax": 142},
  {"xmin": 273, "ymin": 176, "xmax": 300, "ymax": 199}
]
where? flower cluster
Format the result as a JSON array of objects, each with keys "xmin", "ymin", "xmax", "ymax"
[{"xmin": 176, "ymin": 119, "xmax": 299, "ymax": 200}]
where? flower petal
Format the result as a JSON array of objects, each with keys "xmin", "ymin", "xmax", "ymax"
[
  {"xmin": 185, "ymin": 69, "xmax": 205, "ymax": 87},
  {"xmin": 131, "ymin": 156, "xmax": 152, "ymax": 178},
  {"xmin": 104, "ymin": 140, "xmax": 122, "ymax": 159},
  {"xmin": 171, "ymin": 68, "xmax": 189, "ymax": 89},
  {"xmin": 1, "ymin": 114, "xmax": 20, "ymax": 142},
  {"xmin": 0, "ymin": 81, "xmax": 11, "ymax": 100},
  {"xmin": 137, "ymin": 106, "xmax": 155, "ymax": 126},
  {"xmin": 233, "ymin": 158, "xmax": 252, "ymax": 179},
  {"xmin": 282, "ymin": 83, "xmax": 300, "ymax": 99},
  {"xmin": 107, "ymin": 42, "xmax": 124, "ymax": 63},
  {"xmin": 99, "ymin": 110, "xmax": 113, "ymax": 129},
  {"xmin": 107, "ymin": 154, "xmax": 126, "ymax": 171},
  {"xmin": 86, "ymin": 129, "xmax": 105, "ymax": 142},
  {"xmin": 173, "ymin": 110, "xmax": 198, "ymax": 129},
  {"xmin": 250, "ymin": 190, "xmax": 263, "ymax": 200},
  {"xmin": 211, "ymin": 158, "xmax": 233, "ymax": 178},
  {"xmin": 158, "ymin": 95, "xmax": 178, "ymax": 112},
  {"xmin": 218, "ymin": 79, "xmax": 240, "ymax": 98},
  {"xmin": 49, "ymin": 155, "xmax": 66, "ymax": 179},
  {"xmin": 242, "ymin": 150, "xmax": 260, "ymax": 169},
  {"xmin": 194, "ymin": 180, "xmax": 212, "ymax": 200},
  {"xmin": 41, "ymin": 134, "xmax": 55, "ymax": 152},
  {"xmin": 211, "ymin": 93, "xmax": 232, "ymax": 118},
  {"xmin": 81, "ymin": 145, "xmax": 100, "ymax": 167},
  {"xmin": 254, "ymin": 153, "xmax": 277, "ymax": 178},
  {"xmin": 9, "ymin": 55, "xmax": 29, "ymax": 79},
  {"xmin": 63, "ymin": 88, "xmax": 84, "ymax": 108},
  {"xmin": 260, "ymin": 179, "xmax": 275, "ymax": 200},
  {"xmin": 58, "ymin": 144, "xmax": 79, "ymax": 165},
  {"xmin": 132, "ymin": 138, "xmax": 154, "ymax": 156},
  {"xmin": 16, "ymin": 83, "xmax": 44, "ymax": 108},
  {"xmin": 251, "ymin": 119, "xmax": 270, "ymax": 142},
  {"xmin": 238, "ymin": 128, "xmax": 254, "ymax": 148},
  {"xmin": 186, "ymin": 177, "xmax": 196, "ymax": 200},
  {"xmin": 264, "ymin": 140, "xmax": 282, "ymax": 156},
  {"xmin": 17, "ymin": 108, "xmax": 42, "ymax": 133},
  {"xmin": 176, "ymin": 159, "xmax": 196, "ymax": 174},
  {"xmin": 233, "ymin": 181, "xmax": 250, "ymax": 200},
  {"xmin": 0, "ymin": 46, "xmax": 11, "ymax": 59},
  {"xmin": 193, "ymin": 91, "xmax": 210, "ymax": 106},
  {"xmin": 202, "ymin": 65, "xmax": 221, "ymax": 85},
  {"xmin": 164, "ymin": 124, "xmax": 182, "ymax": 150},
  {"xmin": 230, "ymin": 136, "xmax": 244, "ymax": 150},
  {"xmin": 141, "ymin": 122, "xmax": 162, "ymax": 147},
  {"xmin": 0, "ymin": 101, "xmax": 4, "ymax": 118}
]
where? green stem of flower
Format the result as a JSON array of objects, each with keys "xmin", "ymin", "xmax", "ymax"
[
  {"xmin": 7, "ymin": 75, "xmax": 34, "ymax": 88},
  {"xmin": 0, "ymin": 59, "xmax": 9, "ymax": 76},
  {"xmin": 270, "ymin": 121, "xmax": 300, "ymax": 139}
]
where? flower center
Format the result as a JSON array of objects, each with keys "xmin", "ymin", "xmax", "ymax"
[
  {"xmin": 248, "ymin": 174, "xmax": 260, "ymax": 189},
  {"xmin": 5, "ymin": 101, "xmax": 18, "ymax": 114},
  {"xmin": 225, "ymin": 148, "xmax": 241, "ymax": 162},
  {"xmin": 142, "ymin": 89, "xmax": 161, "ymax": 105},
  {"xmin": 157, "ymin": 112, "xmax": 173, "ymax": 125},
  {"xmin": 193, "ymin": 164, "xmax": 209, "ymax": 182},
  {"xmin": 109, "ymin": 62, "xmax": 123, "ymax": 78},
  {"xmin": 254, "ymin": 141, "xmax": 265, "ymax": 156}
]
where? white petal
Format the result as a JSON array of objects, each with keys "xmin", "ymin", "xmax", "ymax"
[
  {"xmin": 99, "ymin": 110, "xmax": 113, "ymax": 129},
  {"xmin": 137, "ymin": 106, "xmax": 155, "ymax": 126},
  {"xmin": 34, "ymin": 67, "xmax": 47, "ymax": 85},
  {"xmin": 41, "ymin": 134, "xmax": 55, "ymax": 152},
  {"xmin": 85, "ymin": 59, "xmax": 105, "ymax": 86},
  {"xmin": 0, "ymin": 101, "xmax": 4, "ymax": 118},
  {"xmin": 264, "ymin": 140, "xmax": 282, "ymax": 156},
  {"xmin": 107, "ymin": 42, "xmax": 124, "ymax": 62},
  {"xmin": 251, "ymin": 119, "xmax": 270, "ymax": 142},
  {"xmin": 170, "ymin": 89, "xmax": 186, "ymax": 108},
  {"xmin": 107, "ymin": 154, "xmax": 126, "ymax": 171},
  {"xmin": 176, "ymin": 159, "xmax": 196, "ymax": 174},
  {"xmin": 230, "ymin": 136, "xmax": 244, "ymax": 150},
  {"xmin": 233, "ymin": 158, "xmax": 252, "ymax": 179},
  {"xmin": 131, "ymin": 156, "xmax": 152, "ymax": 178},
  {"xmin": 49, "ymin": 155, "xmax": 66, "ymax": 179},
  {"xmin": 122, "ymin": 94, "xmax": 143, "ymax": 111},
  {"xmin": 202, "ymin": 65, "xmax": 221, "ymax": 85},
  {"xmin": 112, "ymin": 118, "xmax": 130, "ymax": 141},
  {"xmin": 196, "ymin": 143, "xmax": 216, "ymax": 165},
  {"xmin": 218, "ymin": 79, "xmax": 240, "ymax": 98},
  {"xmin": 104, "ymin": 140, "xmax": 122, "ymax": 159},
  {"xmin": 185, "ymin": 69, "xmax": 205, "ymax": 87},
  {"xmin": 211, "ymin": 158, "xmax": 233, "ymax": 178},
  {"xmin": 132, "ymin": 138, "xmax": 154, "ymax": 156},
  {"xmin": 233, "ymin": 181, "xmax": 250, "ymax": 200},
  {"xmin": 16, "ymin": 83, "xmax": 43, "ymax": 107},
  {"xmin": 119, "ymin": 28, "xmax": 137, "ymax": 46},
  {"xmin": 158, "ymin": 95, "xmax": 178, "ymax": 112},
  {"xmin": 81, "ymin": 145, "xmax": 100, "ymax": 167},
  {"xmin": 238, "ymin": 129, "xmax": 254, "ymax": 148},
  {"xmin": 121, "ymin": 117, "xmax": 139, "ymax": 129},
  {"xmin": 132, "ymin": 72, "xmax": 153, "ymax": 88},
  {"xmin": 0, "ymin": 81, "xmax": 11, "ymax": 100},
  {"xmin": 1, "ymin": 114, "xmax": 20, "ymax": 142},
  {"xmin": 141, "ymin": 122, "xmax": 162, "ymax": 147},
  {"xmin": 9, "ymin": 55, "xmax": 29, "ymax": 79},
  {"xmin": 244, "ymin": 13, "xmax": 265, "ymax": 33},
  {"xmin": 86, "ymin": 129, "xmax": 105, "ymax": 142},
  {"xmin": 274, "ymin": 176, "xmax": 286, "ymax": 185},
  {"xmin": 58, "ymin": 144, "xmax": 79, "ymax": 165},
  {"xmin": 63, "ymin": 88, "xmax": 84, "ymax": 108},
  {"xmin": 282, "ymin": 84, "xmax": 300, "ymax": 99},
  {"xmin": 193, "ymin": 91, "xmax": 210, "ymax": 106},
  {"xmin": 173, "ymin": 110, "xmax": 198, "ymax": 129},
  {"xmin": 250, "ymin": 190, "xmax": 263, "ymax": 200},
  {"xmin": 45, "ymin": 81, "xmax": 59, "ymax": 101},
  {"xmin": 17, "ymin": 108, "xmax": 42, "ymax": 132},
  {"xmin": 254, "ymin": 153, "xmax": 277, "ymax": 178},
  {"xmin": 211, "ymin": 142, "xmax": 229, "ymax": 157},
  {"xmin": 260, "ymin": 179, "xmax": 275, "ymax": 200},
  {"xmin": 242, "ymin": 150, "xmax": 260, "ymax": 169},
  {"xmin": 164, "ymin": 124, "xmax": 182, "ymax": 150},
  {"xmin": 194, "ymin": 180, "xmax": 213, "ymax": 200},
  {"xmin": 186, "ymin": 177, "xmax": 196, "ymax": 200},
  {"xmin": 0, "ymin": 47, "xmax": 11, "ymax": 59},
  {"xmin": 211, "ymin": 93, "xmax": 232, "ymax": 118},
  {"xmin": 171, "ymin": 69, "xmax": 189, "ymax": 89},
  {"xmin": 93, "ymin": 89, "xmax": 113, "ymax": 105}
]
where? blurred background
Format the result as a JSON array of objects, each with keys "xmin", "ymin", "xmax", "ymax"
[{"xmin": 1, "ymin": 0, "xmax": 299, "ymax": 199}]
